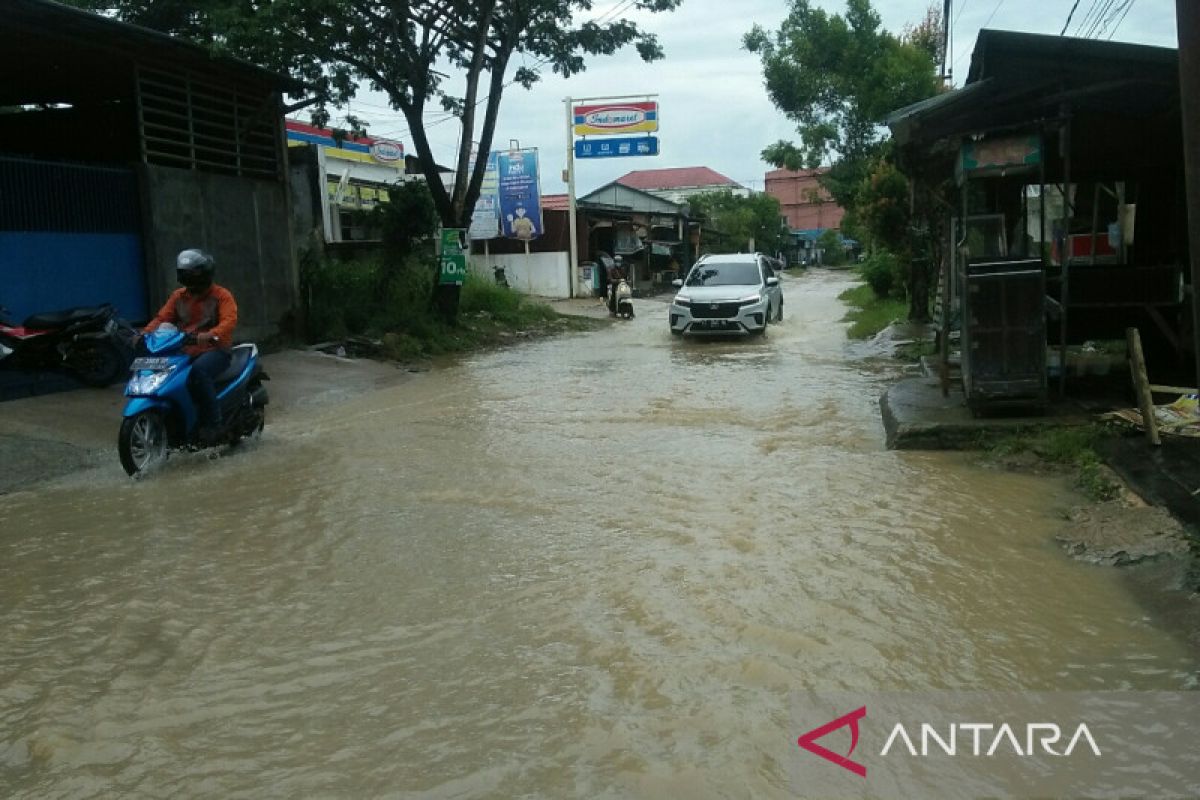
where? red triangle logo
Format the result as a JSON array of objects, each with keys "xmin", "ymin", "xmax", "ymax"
[{"xmin": 797, "ymin": 706, "xmax": 868, "ymax": 777}]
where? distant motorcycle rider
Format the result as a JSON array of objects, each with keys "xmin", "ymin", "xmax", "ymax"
[
  {"xmin": 606, "ymin": 255, "xmax": 626, "ymax": 314},
  {"xmin": 142, "ymin": 249, "xmax": 238, "ymax": 443}
]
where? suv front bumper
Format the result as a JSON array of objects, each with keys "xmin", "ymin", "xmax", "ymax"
[{"xmin": 669, "ymin": 298, "xmax": 767, "ymax": 336}]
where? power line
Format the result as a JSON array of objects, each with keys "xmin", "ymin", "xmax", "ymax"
[
  {"xmin": 1074, "ymin": 0, "xmax": 1105, "ymax": 36},
  {"xmin": 594, "ymin": 0, "xmax": 638, "ymax": 25},
  {"xmin": 1061, "ymin": 0, "xmax": 1082, "ymax": 35},
  {"xmin": 950, "ymin": 0, "xmax": 1006, "ymax": 74},
  {"xmin": 1108, "ymin": 0, "xmax": 1137, "ymax": 38},
  {"xmin": 1082, "ymin": 0, "xmax": 1118, "ymax": 38},
  {"xmin": 980, "ymin": 0, "xmax": 1007, "ymax": 31},
  {"xmin": 1094, "ymin": 0, "xmax": 1133, "ymax": 39},
  {"xmin": 951, "ymin": 0, "xmax": 974, "ymax": 34}
]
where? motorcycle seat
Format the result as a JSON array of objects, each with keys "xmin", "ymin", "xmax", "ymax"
[
  {"xmin": 214, "ymin": 344, "xmax": 254, "ymax": 387},
  {"xmin": 24, "ymin": 305, "xmax": 112, "ymax": 329}
]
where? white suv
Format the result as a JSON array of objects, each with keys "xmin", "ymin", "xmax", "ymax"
[{"xmin": 668, "ymin": 253, "xmax": 783, "ymax": 337}]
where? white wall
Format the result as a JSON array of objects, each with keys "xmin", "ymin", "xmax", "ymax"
[{"xmin": 469, "ymin": 251, "xmax": 572, "ymax": 299}]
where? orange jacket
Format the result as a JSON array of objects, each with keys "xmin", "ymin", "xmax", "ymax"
[{"xmin": 145, "ymin": 284, "xmax": 238, "ymax": 356}]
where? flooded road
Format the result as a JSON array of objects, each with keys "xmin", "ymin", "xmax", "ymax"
[{"xmin": 2, "ymin": 270, "xmax": 1197, "ymax": 797}]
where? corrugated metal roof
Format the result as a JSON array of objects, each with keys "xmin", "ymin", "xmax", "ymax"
[
  {"xmin": 885, "ymin": 29, "xmax": 1179, "ymax": 148},
  {"xmin": 966, "ymin": 28, "xmax": 1176, "ymax": 85},
  {"xmin": 5, "ymin": 0, "xmax": 302, "ymax": 92}
]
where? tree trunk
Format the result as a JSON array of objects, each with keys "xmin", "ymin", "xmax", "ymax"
[
  {"xmin": 908, "ymin": 256, "xmax": 931, "ymax": 322},
  {"xmin": 433, "ymin": 283, "xmax": 460, "ymax": 324}
]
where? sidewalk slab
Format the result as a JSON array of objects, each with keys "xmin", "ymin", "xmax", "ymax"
[{"xmin": 880, "ymin": 376, "xmax": 1089, "ymax": 450}]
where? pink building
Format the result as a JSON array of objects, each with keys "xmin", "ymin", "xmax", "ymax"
[{"xmin": 764, "ymin": 168, "xmax": 845, "ymax": 232}]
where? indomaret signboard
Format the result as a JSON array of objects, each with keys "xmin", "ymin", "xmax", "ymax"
[
  {"xmin": 564, "ymin": 94, "xmax": 660, "ymax": 297},
  {"xmin": 572, "ymin": 101, "xmax": 658, "ymax": 136}
]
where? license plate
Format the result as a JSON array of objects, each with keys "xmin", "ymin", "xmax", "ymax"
[{"xmin": 131, "ymin": 357, "xmax": 171, "ymax": 370}]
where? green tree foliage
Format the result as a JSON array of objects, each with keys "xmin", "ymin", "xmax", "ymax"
[
  {"xmin": 690, "ymin": 190, "xmax": 789, "ymax": 255},
  {"xmin": 372, "ymin": 181, "xmax": 440, "ymax": 262},
  {"xmin": 744, "ymin": 0, "xmax": 940, "ymax": 211},
  {"xmin": 857, "ymin": 156, "xmax": 911, "ymax": 253},
  {"xmin": 64, "ymin": 0, "xmax": 682, "ymax": 230},
  {"xmin": 817, "ymin": 228, "xmax": 847, "ymax": 266}
]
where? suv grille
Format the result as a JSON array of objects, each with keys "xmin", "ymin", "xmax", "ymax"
[{"xmin": 690, "ymin": 302, "xmax": 740, "ymax": 319}]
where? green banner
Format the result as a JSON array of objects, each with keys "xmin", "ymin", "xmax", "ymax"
[
  {"xmin": 439, "ymin": 228, "xmax": 468, "ymax": 286},
  {"xmin": 960, "ymin": 134, "xmax": 1041, "ymax": 174}
]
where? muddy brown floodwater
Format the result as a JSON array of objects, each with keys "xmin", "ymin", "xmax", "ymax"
[{"xmin": 2, "ymin": 271, "xmax": 1197, "ymax": 798}]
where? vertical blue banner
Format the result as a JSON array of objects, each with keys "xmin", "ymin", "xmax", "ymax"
[{"xmin": 496, "ymin": 149, "xmax": 543, "ymax": 241}]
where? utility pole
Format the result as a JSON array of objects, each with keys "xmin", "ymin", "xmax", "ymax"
[
  {"xmin": 564, "ymin": 93, "xmax": 659, "ymax": 300},
  {"xmin": 1179, "ymin": 1, "xmax": 1200, "ymax": 385},
  {"xmin": 564, "ymin": 97, "xmax": 578, "ymax": 298},
  {"xmin": 942, "ymin": 0, "xmax": 952, "ymax": 82}
]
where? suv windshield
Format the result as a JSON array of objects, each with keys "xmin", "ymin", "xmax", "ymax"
[{"xmin": 684, "ymin": 262, "xmax": 761, "ymax": 287}]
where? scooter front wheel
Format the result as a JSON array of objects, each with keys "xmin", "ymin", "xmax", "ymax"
[{"xmin": 119, "ymin": 410, "xmax": 169, "ymax": 476}]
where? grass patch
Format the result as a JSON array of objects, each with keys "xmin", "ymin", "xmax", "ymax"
[
  {"xmin": 838, "ymin": 283, "xmax": 908, "ymax": 339},
  {"xmin": 979, "ymin": 425, "xmax": 1120, "ymax": 502},
  {"xmin": 301, "ymin": 255, "xmax": 599, "ymax": 360}
]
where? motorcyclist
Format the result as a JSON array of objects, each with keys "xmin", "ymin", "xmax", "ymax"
[
  {"xmin": 606, "ymin": 255, "xmax": 626, "ymax": 314},
  {"xmin": 141, "ymin": 249, "xmax": 238, "ymax": 443}
]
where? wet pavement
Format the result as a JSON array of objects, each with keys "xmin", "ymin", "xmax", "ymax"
[
  {"xmin": 0, "ymin": 349, "xmax": 413, "ymax": 495},
  {"xmin": 1, "ymin": 270, "xmax": 1198, "ymax": 798}
]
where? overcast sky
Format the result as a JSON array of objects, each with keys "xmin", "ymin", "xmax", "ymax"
[{"xmin": 327, "ymin": 0, "xmax": 1180, "ymax": 197}]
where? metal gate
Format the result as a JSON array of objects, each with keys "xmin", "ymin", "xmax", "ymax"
[
  {"xmin": 0, "ymin": 156, "xmax": 147, "ymax": 321},
  {"xmin": 960, "ymin": 256, "xmax": 1047, "ymax": 413}
]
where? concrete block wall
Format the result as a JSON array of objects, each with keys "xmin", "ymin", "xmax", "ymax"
[
  {"xmin": 140, "ymin": 164, "xmax": 298, "ymax": 343},
  {"xmin": 469, "ymin": 251, "xmax": 571, "ymax": 298}
]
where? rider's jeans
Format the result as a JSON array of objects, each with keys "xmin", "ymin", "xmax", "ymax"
[{"xmin": 189, "ymin": 349, "xmax": 232, "ymax": 427}]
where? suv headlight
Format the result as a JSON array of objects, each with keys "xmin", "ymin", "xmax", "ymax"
[
  {"xmin": 673, "ymin": 295, "xmax": 692, "ymax": 307},
  {"xmin": 738, "ymin": 293, "xmax": 764, "ymax": 305}
]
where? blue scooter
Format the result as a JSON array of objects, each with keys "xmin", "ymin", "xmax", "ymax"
[{"xmin": 118, "ymin": 325, "xmax": 269, "ymax": 476}]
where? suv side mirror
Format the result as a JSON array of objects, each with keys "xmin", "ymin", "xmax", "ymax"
[{"xmin": 672, "ymin": 278, "xmax": 683, "ymax": 288}]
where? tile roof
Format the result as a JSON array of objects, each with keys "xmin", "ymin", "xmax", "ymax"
[
  {"xmin": 541, "ymin": 193, "xmax": 568, "ymax": 211},
  {"xmin": 615, "ymin": 167, "xmax": 739, "ymax": 191}
]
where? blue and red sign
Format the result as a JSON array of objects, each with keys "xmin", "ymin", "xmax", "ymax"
[
  {"xmin": 285, "ymin": 120, "xmax": 403, "ymax": 164},
  {"xmin": 573, "ymin": 101, "xmax": 658, "ymax": 135}
]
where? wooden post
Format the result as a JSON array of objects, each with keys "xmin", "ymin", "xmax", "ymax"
[
  {"xmin": 1178, "ymin": 1, "xmax": 1200, "ymax": 387},
  {"xmin": 940, "ymin": 247, "xmax": 951, "ymax": 397},
  {"xmin": 1127, "ymin": 327, "xmax": 1161, "ymax": 446}
]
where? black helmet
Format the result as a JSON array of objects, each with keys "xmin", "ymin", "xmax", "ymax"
[{"xmin": 176, "ymin": 249, "xmax": 214, "ymax": 291}]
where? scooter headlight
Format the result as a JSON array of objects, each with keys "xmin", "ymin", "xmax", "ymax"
[{"xmin": 127, "ymin": 365, "xmax": 176, "ymax": 395}]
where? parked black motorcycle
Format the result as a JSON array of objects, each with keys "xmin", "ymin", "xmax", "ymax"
[{"xmin": 0, "ymin": 303, "xmax": 135, "ymax": 386}]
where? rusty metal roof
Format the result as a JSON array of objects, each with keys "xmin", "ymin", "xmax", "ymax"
[
  {"xmin": 887, "ymin": 29, "xmax": 1179, "ymax": 148},
  {"xmin": 1, "ymin": 0, "xmax": 301, "ymax": 106}
]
